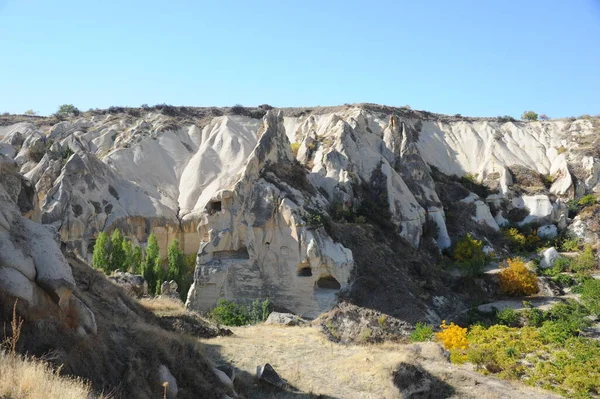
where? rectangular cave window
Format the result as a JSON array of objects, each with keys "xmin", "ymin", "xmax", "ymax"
[
  {"xmin": 297, "ymin": 267, "xmax": 313, "ymax": 277},
  {"xmin": 210, "ymin": 201, "xmax": 222, "ymax": 213}
]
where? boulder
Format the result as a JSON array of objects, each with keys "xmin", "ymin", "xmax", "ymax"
[
  {"xmin": 537, "ymin": 224, "xmax": 558, "ymax": 239},
  {"xmin": 256, "ymin": 363, "xmax": 287, "ymax": 388},
  {"xmin": 264, "ymin": 312, "xmax": 308, "ymax": 326},
  {"xmin": 108, "ymin": 271, "xmax": 148, "ymax": 298},
  {"xmin": 160, "ymin": 280, "xmax": 180, "ymax": 299},
  {"xmin": 540, "ymin": 247, "xmax": 559, "ymax": 269}
]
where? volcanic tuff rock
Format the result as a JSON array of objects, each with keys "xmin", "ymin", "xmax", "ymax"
[
  {"xmin": 1, "ymin": 105, "xmax": 598, "ymax": 318},
  {"xmin": 0, "ymin": 158, "xmax": 96, "ymax": 336}
]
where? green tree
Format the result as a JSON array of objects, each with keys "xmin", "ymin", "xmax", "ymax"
[
  {"xmin": 130, "ymin": 246, "xmax": 143, "ymax": 274},
  {"xmin": 167, "ymin": 239, "xmax": 185, "ymax": 282},
  {"xmin": 153, "ymin": 257, "xmax": 166, "ymax": 295},
  {"xmin": 144, "ymin": 233, "xmax": 160, "ymax": 294},
  {"xmin": 109, "ymin": 229, "xmax": 126, "ymax": 273},
  {"xmin": 24, "ymin": 109, "xmax": 37, "ymax": 116},
  {"xmin": 92, "ymin": 232, "xmax": 111, "ymax": 273},
  {"xmin": 521, "ymin": 110, "xmax": 538, "ymax": 121},
  {"xmin": 121, "ymin": 238, "xmax": 133, "ymax": 272},
  {"xmin": 55, "ymin": 104, "xmax": 80, "ymax": 117}
]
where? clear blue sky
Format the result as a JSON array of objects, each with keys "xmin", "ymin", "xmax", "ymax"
[{"xmin": 1, "ymin": 0, "xmax": 599, "ymax": 117}]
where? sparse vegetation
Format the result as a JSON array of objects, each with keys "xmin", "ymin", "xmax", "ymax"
[
  {"xmin": 497, "ymin": 115, "xmax": 516, "ymax": 123},
  {"xmin": 290, "ymin": 142, "xmax": 300, "ymax": 158},
  {"xmin": 230, "ymin": 104, "xmax": 246, "ymax": 115}
]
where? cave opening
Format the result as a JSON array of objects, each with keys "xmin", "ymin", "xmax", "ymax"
[{"xmin": 316, "ymin": 275, "xmax": 341, "ymax": 289}]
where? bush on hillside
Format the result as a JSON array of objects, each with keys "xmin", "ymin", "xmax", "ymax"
[
  {"xmin": 581, "ymin": 279, "xmax": 600, "ymax": 316},
  {"xmin": 571, "ymin": 245, "xmax": 596, "ymax": 272},
  {"xmin": 498, "ymin": 258, "xmax": 538, "ymax": 296},
  {"xmin": 209, "ymin": 298, "xmax": 272, "ymax": 326},
  {"xmin": 578, "ymin": 194, "xmax": 597, "ymax": 207},
  {"xmin": 410, "ymin": 322, "xmax": 433, "ymax": 342},
  {"xmin": 453, "ymin": 234, "xmax": 487, "ymax": 276}
]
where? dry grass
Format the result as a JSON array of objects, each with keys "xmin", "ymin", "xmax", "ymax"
[
  {"xmin": 0, "ymin": 351, "xmax": 97, "ymax": 399},
  {"xmin": 200, "ymin": 325, "xmax": 408, "ymax": 398},
  {"xmin": 138, "ymin": 296, "xmax": 187, "ymax": 317}
]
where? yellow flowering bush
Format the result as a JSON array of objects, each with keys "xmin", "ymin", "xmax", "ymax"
[
  {"xmin": 435, "ymin": 320, "xmax": 468, "ymax": 350},
  {"xmin": 499, "ymin": 258, "xmax": 538, "ymax": 296}
]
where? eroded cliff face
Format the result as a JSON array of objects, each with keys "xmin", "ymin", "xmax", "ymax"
[
  {"xmin": 1, "ymin": 106, "xmax": 598, "ymax": 318},
  {"xmin": 0, "ymin": 157, "xmax": 96, "ymax": 337}
]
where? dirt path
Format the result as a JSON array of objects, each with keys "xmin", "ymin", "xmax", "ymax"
[{"xmin": 199, "ymin": 324, "xmax": 563, "ymax": 398}]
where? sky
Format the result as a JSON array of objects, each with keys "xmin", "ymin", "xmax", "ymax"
[{"xmin": 0, "ymin": 0, "xmax": 599, "ymax": 117}]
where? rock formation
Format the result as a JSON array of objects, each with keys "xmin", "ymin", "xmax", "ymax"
[{"xmin": 1, "ymin": 105, "xmax": 598, "ymax": 319}]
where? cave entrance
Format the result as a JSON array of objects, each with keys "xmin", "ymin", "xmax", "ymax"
[
  {"xmin": 316, "ymin": 275, "xmax": 341, "ymax": 289},
  {"xmin": 209, "ymin": 201, "xmax": 222, "ymax": 213},
  {"xmin": 297, "ymin": 267, "xmax": 313, "ymax": 277}
]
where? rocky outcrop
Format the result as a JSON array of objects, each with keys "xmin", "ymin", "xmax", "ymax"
[
  {"xmin": 185, "ymin": 112, "xmax": 354, "ymax": 317},
  {"xmin": 0, "ymin": 165, "xmax": 95, "ymax": 335},
  {"xmin": 2, "ymin": 107, "xmax": 598, "ymax": 318}
]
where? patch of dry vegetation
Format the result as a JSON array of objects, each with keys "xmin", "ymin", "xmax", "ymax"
[
  {"xmin": 200, "ymin": 324, "xmax": 408, "ymax": 398},
  {"xmin": 0, "ymin": 257, "xmax": 225, "ymax": 399},
  {"xmin": 0, "ymin": 351, "xmax": 97, "ymax": 399},
  {"xmin": 139, "ymin": 296, "xmax": 187, "ymax": 317}
]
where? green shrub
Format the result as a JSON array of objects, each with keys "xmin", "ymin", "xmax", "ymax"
[
  {"xmin": 306, "ymin": 209, "xmax": 324, "ymax": 227},
  {"xmin": 248, "ymin": 298, "xmax": 272, "ymax": 324},
  {"xmin": 581, "ymin": 279, "xmax": 600, "ymax": 316},
  {"xmin": 496, "ymin": 308, "xmax": 520, "ymax": 327},
  {"xmin": 465, "ymin": 325, "xmax": 600, "ymax": 397},
  {"xmin": 209, "ymin": 300, "xmax": 250, "ymax": 326},
  {"xmin": 577, "ymin": 194, "xmax": 597, "ymax": 207},
  {"xmin": 209, "ymin": 298, "xmax": 272, "ymax": 326},
  {"xmin": 552, "ymin": 273, "xmax": 574, "ymax": 288},
  {"xmin": 557, "ymin": 235, "xmax": 581, "ymax": 252},
  {"xmin": 410, "ymin": 322, "xmax": 433, "ymax": 342},
  {"xmin": 539, "ymin": 320, "xmax": 580, "ymax": 344},
  {"xmin": 453, "ymin": 233, "xmax": 486, "ymax": 276},
  {"xmin": 522, "ymin": 303, "xmax": 545, "ymax": 327},
  {"xmin": 571, "ymin": 245, "xmax": 595, "ymax": 272},
  {"xmin": 502, "ymin": 227, "xmax": 541, "ymax": 253},
  {"xmin": 290, "ymin": 142, "xmax": 300, "ymax": 158},
  {"xmin": 542, "ymin": 256, "xmax": 571, "ymax": 277}
]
